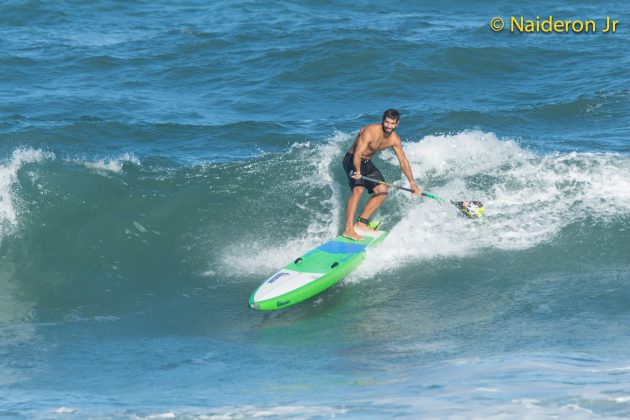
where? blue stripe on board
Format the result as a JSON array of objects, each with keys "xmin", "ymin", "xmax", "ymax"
[{"xmin": 317, "ymin": 241, "xmax": 366, "ymax": 254}]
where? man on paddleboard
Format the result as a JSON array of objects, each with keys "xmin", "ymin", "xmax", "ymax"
[{"xmin": 342, "ymin": 109, "xmax": 421, "ymax": 241}]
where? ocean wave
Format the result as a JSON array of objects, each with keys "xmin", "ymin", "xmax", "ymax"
[
  {"xmin": 356, "ymin": 131, "xmax": 630, "ymax": 277},
  {"xmin": 69, "ymin": 152, "xmax": 141, "ymax": 174},
  {"xmin": 219, "ymin": 131, "xmax": 348, "ymax": 276},
  {"xmin": 205, "ymin": 130, "xmax": 630, "ymax": 279},
  {"xmin": 0, "ymin": 148, "xmax": 55, "ymax": 239},
  {"xmin": 521, "ymin": 89, "xmax": 630, "ymax": 120},
  {"xmin": 1, "ymin": 134, "xmax": 628, "ymax": 305},
  {"xmin": 0, "ymin": 148, "xmax": 143, "ymax": 242}
]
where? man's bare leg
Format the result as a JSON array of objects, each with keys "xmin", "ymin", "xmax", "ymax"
[
  {"xmin": 356, "ymin": 185, "xmax": 388, "ymax": 231},
  {"xmin": 342, "ymin": 187, "xmax": 365, "ymax": 241}
]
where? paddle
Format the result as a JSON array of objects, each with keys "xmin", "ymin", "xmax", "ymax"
[{"xmin": 358, "ymin": 175, "xmax": 485, "ymax": 219}]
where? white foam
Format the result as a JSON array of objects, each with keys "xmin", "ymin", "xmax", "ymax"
[
  {"xmin": 220, "ymin": 131, "xmax": 350, "ymax": 276},
  {"xmin": 381, "ymin": 130, "xmax": 531, "ymax": 179},
  {"xmin": 75, "ymin": 152, "xmax": 141, "ymax": 174},
  {"xmin": 223, "ymin": 130, "xmax": 630, "ymax": 280},
  {"xmin": 52, "ymin": 407, "xmax": 79, "ymax": 414},
  {"xmin": 221, "ymin": 226, "xmax": 329, "ymax": 277},
  {"xmin": 355, "ymin": 131, "xmax": 630, "ymax": 278},
  {"xmin": 0, "ymin": 148, "xmax": 55, "ymax": 239},
  {"xmin": 129, "ymin": 405, "xmax": 348, "ymax": 419},
  {"xmin": 134, "ymin": 221, "xmax": 149, "ymax": 233}
]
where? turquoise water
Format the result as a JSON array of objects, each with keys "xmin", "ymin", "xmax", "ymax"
[{"xmin": 1, "ymin": 1, "xmax": 630, "ymax": 418}]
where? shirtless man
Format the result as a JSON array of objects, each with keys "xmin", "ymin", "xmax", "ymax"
[{"xmin": 342, "ymin": 109, "xmax": 421, "ymax": 241}]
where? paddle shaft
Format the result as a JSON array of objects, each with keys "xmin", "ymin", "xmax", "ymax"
[
  {"xmin": 358, "ymin": 175, "xmax": 446, "ymax": 202},
  {"xmin": 356, "ymin": 174, "xmax": 484, "ymax": 218}
]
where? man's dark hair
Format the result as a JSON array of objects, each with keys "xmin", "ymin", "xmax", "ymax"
[{"xmin": 383, "ymin": 109, "xmax": 400, "ymax": 122}]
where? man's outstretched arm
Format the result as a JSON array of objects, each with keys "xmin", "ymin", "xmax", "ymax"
[{"xmin": 392, "ymin": 142, "xmax": 421, "ymax": 195}]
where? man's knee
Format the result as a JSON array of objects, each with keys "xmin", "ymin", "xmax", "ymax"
[
  {"xmin": 352, "ymin": 186, "xmax": 366, "ymax": 196},
  {"xmin": 373, "ymin": 185, "xmax": 388, "ymax": 198}
]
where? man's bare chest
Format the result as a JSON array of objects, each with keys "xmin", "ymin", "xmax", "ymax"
[{"xmin": 367, "ymin": 138, "xmax": 393, "ymax": 153}]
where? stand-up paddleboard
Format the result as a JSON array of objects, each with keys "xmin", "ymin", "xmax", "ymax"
[{"xmin": 249, "ymin": 224, "xmax": 387, "ymax": 311}]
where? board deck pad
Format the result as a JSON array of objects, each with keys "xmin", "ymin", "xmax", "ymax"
[{"xmin": 249, "ymin": 228, "xmax": 387, "ymax": 310}]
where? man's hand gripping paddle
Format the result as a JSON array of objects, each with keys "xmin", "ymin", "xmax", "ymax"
[{"xmin": 359, "ymin": 175, "xmax": 485, "ymax": 219}]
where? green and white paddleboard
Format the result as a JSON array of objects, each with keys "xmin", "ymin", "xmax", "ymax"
[{"xmin": 249, "ymin": 225, "xmax": 387, "ymax": 311}]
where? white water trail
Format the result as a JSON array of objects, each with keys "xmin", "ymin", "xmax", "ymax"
[{"xmin": 221, "ymin": 130, "xmax": 630, "ymax": 279}]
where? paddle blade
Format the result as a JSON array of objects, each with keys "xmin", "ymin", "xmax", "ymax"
[{"xmin": 454, "ymin": 201, "xmax": 485, "ymax": 219}]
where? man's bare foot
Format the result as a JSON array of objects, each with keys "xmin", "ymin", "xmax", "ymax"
[{"xmin": 342, "ymin": 229, "xmax": 363, "ymax": 241}]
